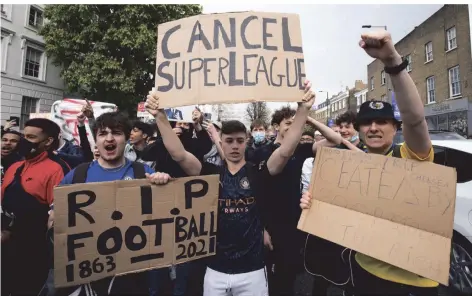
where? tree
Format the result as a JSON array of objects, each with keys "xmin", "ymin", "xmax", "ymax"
[
  {"xmin": 245, "ymin": 102, "xmax": 270, "ymax": 125},
  {"xmin": 40, "ymin": 4, "xmax": 202, "ymax": 114}
]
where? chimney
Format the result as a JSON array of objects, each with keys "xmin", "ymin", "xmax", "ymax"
[{"xmin": 354, "ymin": 80, "xmax": 366, "ymax": 91}]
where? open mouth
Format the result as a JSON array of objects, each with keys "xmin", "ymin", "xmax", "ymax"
[
  {"xmin": 104, "ymin": 144, "xmax": 117, "ymax": 154},
  {"xmin": 367, "ymin": 135, "xmax": 382, "ymax": 139}
]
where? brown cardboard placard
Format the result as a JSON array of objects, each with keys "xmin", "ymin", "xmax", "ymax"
[
  {"xmin": 155, "ymin": 11, "xmax": 305, "ymax": 108},
  {"xmin": 297, "ymin": 147, "xmax": 457, "ymax": 285},
  {"xmin": 54, "ymin": 175, "xmax": 219, "ymax": 288}
]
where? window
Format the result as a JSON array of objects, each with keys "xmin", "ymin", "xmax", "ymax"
[
  {"xmin": 380, "ymin": 94, "xmax": 386, "ymax": 101},
  {"xmin": 20, "ymin": 96, "xmax": 39, "ymax": 129},
  {"xmin": 445, "ymin": 149, "xmax": 472, "ymax": 183},
  {"xmin": 446, "ymin": 26, "xmax": 457, "ymax": 51},
  {"xmin": 405, "ymin": 55, "xmax": 412, "ymax": 72},
  {"xmin": 425, "ymin": 42, "xmax": 433, "ymax": 62},
  {"xmin": 24, "ymin": 46, "xmax": 43, "ymax": 78},
  {"xmin": 448, "ymin": 66, "xmax": 461, "ymax": 97},
  {"xmin": 28, "ymin": 5, "xmax": 43, "ymax": 30},
  {"xmin": 1, "ymin": 4, "xmax": 11, "ymax": 20},
  {"xmin": 381, "ymin": 70, "xmax": 386, "ymax": 85},
  {"xmin": 426, "ymin": 76, "xmax": 435, "ymax": 104},
  {"xmin": 370, "ymin": 77, "xmax": 374, "ymax": 90}
]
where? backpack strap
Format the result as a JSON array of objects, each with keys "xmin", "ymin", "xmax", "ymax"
[
  {"xmin": 392, "ymin": 145, "xmax": 402, "ymax": 158},
  {"xmin": 72, "ymin": 162, "xmax": 91, "ymax": 184},
  {"xmin": 132, "ymin": 162, "xmax": 146, "ymax": 179}
]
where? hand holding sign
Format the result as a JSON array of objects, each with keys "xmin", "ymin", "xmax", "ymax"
[
  {"xmin": 145, "ymin": 172, "xmax": 172, "ymax": 185},
  {"xmin": 145, "ymin": 89, "xmax": 163, "ymax": 117},
  {"xmin": 298, "ymin": 80, "xmax": 315, "ymax": 110}
]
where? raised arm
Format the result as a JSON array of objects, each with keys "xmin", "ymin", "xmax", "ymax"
[
  {"xmin": 145, "ymin": 91, "xmax": 202, "ymax": 176},
  {"xmin": 360, "ymin": 31, "xmax": 430, "ymax": 157},
  {"xmin": 307, "ymin": 117, "xmax": 343, "ymax": 153},
  {"xmin": 267, "ymin": 81, "xmax": 315, "ymax": 175},
  {"xmin": 202, "ymin": 120, "xmax": 225, "ymax": 161}
]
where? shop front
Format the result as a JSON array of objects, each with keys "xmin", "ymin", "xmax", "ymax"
[{"xmin": 424, "ymin": 97, "xmax": 471, "ymax": 137}]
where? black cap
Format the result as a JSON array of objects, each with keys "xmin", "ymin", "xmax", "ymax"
[{"xmin": 355, "ymin": 100, "xmax": 401, "ymax": 130}]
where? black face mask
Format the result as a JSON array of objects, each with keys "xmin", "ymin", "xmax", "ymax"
[{"xmin": 18, "ymin": 138, "xmax": 42, "ymax": 159}]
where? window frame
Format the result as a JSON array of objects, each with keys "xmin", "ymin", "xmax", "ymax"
[
  {"xmin": 20, "ymin": 96, "xmax": 39, "ymax": 129},
  {"xmin": 1, "ymin": 4, "xmax": 12, "ymax": 21},
  {"xmin": 405, "ymin": 55, "xmax": 412, "ymax": 72},
  {"xmin": 25, "ymin": 5, "xmax": 44, "ymax": 32},
  {"xmin": 425, "ymin": 42, "xmax": 433, "ymax": 62},
  {"xmin": 381, "ymin": 70, "xmax": 386, "ymax": 85},
  {"xmin": 370, "ymin": 76, "xmax": 374, "ymax": 90},
  {"xmin": 20, "ymin": 38, "xmax": 47, "ymax": 82},
  {"xmin": 448, "ymin": 65, "xmax": 461, "ymax": 98},
  {"xmin": 426, "ymin": 76, "xmax": 435, "ymax": 104},
  {"xmin": 446, "ymin": 26, "xmax": 457, "ymax": 51}
]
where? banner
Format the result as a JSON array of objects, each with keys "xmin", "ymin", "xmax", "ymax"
[
  {"xmin": 53, "ymin": 175, "xmax": 219, "ymax": 288},
  {"xmin": 51, "ymin": 99, "xmax": 117, "ymax": 145},
  {"xmin": 155, "ymin": 11, "xmax": 305, "ymax": 108},
  {"xmin": 298, "ymin": 147, "xmax": 457, "ymax": 285},
  {"xmin": 391, "ymin": 92, "xmax": 401, "ymax": 120},
  {"xmin": 137, "ymin": 102, "xmax": 199, "ymax": 123}
]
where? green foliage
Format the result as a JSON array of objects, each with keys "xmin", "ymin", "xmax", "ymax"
[{"xmin": 40, "ymin": 4, "xmax": 202, "ymax": 114}]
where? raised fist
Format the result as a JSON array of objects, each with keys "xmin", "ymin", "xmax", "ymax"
[{"xmin": 359, "ymin": 30, "xmax": 401, "ymax": 66}]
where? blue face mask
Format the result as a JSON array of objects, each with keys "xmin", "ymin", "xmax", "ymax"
[
  {"xmin": 252, "ymin": 131, "xmax": 266, "ymax": 144},
  {"xmin": 349, "ymin": 134, "xmax": 359, "ymax": 143}
]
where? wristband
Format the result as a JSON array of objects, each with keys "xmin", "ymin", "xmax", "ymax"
[{"xmin": 384, "ymin": 58, "xmax": 409, "ymax": 75}]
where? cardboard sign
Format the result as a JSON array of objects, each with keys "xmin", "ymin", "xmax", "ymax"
[
  {"xmin": 51, "ymin": 99, "xmax": 117, "ymax": 145},
  {"xmin": 155, "ymin": 11, "xmax": 305, "ymax": 108},
  {"xmin": 53, "ymin": 175, "xmax": 219, "ymax": 288},
  {"xmin": 297, "ymin": 147, "xmax": 457, "ymax": 285}
]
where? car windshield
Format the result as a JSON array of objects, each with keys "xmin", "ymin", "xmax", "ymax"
[{"xmin": 394, "ymin": 130, "xmax": 466, "ymax": 144}]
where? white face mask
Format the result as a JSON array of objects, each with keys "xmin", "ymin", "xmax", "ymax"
[{"xmin": 252, "ymin": 131, "xmax": 266, "ymax": 144}]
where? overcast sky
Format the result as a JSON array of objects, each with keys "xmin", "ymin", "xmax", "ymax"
[{"xmin": 203, "ymin": 3, "xmax": 443, "ymax": 108}]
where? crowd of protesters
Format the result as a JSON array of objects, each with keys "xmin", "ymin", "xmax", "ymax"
[{"xmin": 1, "ymin": 30, "xmax": 442, "ymax": 296}]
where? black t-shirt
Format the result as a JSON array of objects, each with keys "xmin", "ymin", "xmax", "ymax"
[
  {"xmin": 254, "ymin": 142, "xmax": 314, "ymax": 235},
  {"xmin": 201, "ymin": 162, "xmax": 264, "ymax": 274}
]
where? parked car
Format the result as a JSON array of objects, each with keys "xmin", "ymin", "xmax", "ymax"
[
  {"xmin": 431, "ymin": 140, "xmax": 472, "ymax": 295},
  {"xmin": 394, "ymin": 130, "xmax": 466, "ymax": 144}
]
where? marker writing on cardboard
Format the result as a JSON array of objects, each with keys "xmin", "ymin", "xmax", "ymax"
[
  {"xmin": 157, "ymin": 15, "xmax": 305, "ymax": 92},
  {"xmin": 64, "ymin": 178, "xmax": 217, "ymax": 283}
]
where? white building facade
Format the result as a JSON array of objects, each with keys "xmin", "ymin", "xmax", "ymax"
[
  {"xmin": 354, "ymin": 88, "xmax": 368, "ymax": 112},
  {"xmin": 1, "ymin": 4, "xmax": 64, "ymax": 128}
]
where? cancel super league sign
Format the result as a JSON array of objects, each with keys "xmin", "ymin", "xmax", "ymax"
[
  {"xmin": 53, "ymin": 175, "xmax": 219, "ymax": 288},
  {"xmin": 155, "ymin": 12, "xmax": 305, "ymax": 108}
]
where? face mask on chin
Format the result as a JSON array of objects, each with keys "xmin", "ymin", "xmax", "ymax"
[
  {"xmin": 349, "ymin": 134, "xmax": 359, "ymax": 143},
  {"xmin": 252, "ymin": 131, "xmax": 266, "ymax": 144},
  {"xmin": 18, "ymin": 138, "xmax": 43, "ymax": 159}
]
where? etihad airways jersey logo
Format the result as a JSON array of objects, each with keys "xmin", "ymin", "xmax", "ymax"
[{"xmin": 219, "ymin": 197, "xmax": 255, "ymax": 214}]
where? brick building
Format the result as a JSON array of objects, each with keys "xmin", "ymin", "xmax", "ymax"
[
  {"xmin": 367, "ymin": 4, "xmax": 472, "ymax": 137},
  {"xmin": 313, "ymin": 80, "xmax": 366, "ymax": 125}
]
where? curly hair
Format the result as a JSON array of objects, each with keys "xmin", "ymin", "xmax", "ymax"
[
  {"xmin": 271, "ymin": 106, "xmax": 296, "ymax": 126},
  {"xmin": 335, "ymin": 111, "xmax": 357, "ymax": 126}
]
